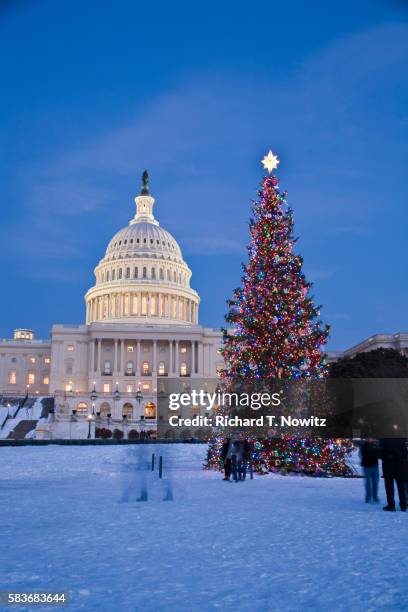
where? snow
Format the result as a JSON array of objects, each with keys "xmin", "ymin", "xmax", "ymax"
[
  {"xmin": 0, "ymin": 398, "xmax": 44, "ymax": 439},
  {"xmin": 0, "ymin": 444, "xmax": 407, "ymax": 612}
]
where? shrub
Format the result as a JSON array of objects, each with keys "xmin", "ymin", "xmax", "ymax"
[{"xmin": 95, "ymin": 427, "xmax": 113, "ymax": 439}]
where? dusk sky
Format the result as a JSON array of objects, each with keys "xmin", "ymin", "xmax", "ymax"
[{"xmin": 0, "ymin": 0, "xmax": 407, "ymax": 349}]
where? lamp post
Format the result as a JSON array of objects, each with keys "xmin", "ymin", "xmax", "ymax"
[
  {"xmin": 90, "ymin": 382, "xmax": 98, "ymax": 415},
  {"xmin": 87, "ymin": 414, "xmax": 93, "ymax": 439},
  {"xmin": 135, "ymin": 386, "xmax": 143, "ymax": 436},
  {"xmin": 113, "ymin": 381, "xmax": 120, "ymax": 420},
  {"xmin": 135, "ymin": 387, "xmax": 143, "ymax": 405}
]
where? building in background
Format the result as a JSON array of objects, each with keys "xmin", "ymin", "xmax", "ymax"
[{"xmin": 0, "ymin": 173, "xmax": 223, "ymax": 438}]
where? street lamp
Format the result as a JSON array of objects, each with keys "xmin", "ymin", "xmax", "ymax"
[
  {"xmin": 90, "ymin": 382, "xmax": 98, "ymax": 415},
  {"xmin": 135, "ymin": 388, "xmax": 143, "ymax": 405},
  {"xmin": 87, "ymin": 414, "xmax": 93, "ymax": 439}
]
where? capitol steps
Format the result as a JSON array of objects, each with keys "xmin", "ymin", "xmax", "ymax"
[{"xmin": 7, "ymin": 419, "xmax": 39, "ymax": 440}]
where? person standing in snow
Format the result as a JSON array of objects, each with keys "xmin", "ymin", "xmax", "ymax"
[
  {"xmin": 221, "ymin": 437, "xmax": 234, "ymax": 481},
  {"xmin": 359, "ymin": 437, "xmax": 379, "ymax": 503},
  {"xmin": 380, "ymin": 438, "xmax": 407, "ymax": 512}
]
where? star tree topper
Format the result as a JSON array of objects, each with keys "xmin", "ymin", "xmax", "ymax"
[{"xmin": 262, "ymin": 149, "xmax": 280, "ymax": 174}]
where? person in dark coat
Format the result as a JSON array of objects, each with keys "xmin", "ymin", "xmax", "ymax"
[
  {"xmin": 379, "ymin": 438, "xmax": 407, "ymax": 511},
  {"xmin": 237, "ymin": 440, "xmax": 251, "ymax": 481},
  {"xmin": 360, "ymin": 438, "xmax": 379, "ymax": 503},
  {"xmin": 221, "ymin": 438, "xmax": 233, "ymax": 481}
]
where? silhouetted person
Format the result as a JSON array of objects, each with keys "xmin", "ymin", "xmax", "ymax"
[
  {"xmin": 380, "ymin": 438, "xmax": 407, "ymax": 512},
  {"xmin": 221, "ymin": 438, "xmax": 233, "ymax": 481},
  {"xmin": 360, "ymin": 438, "xmax": 379, "ymax": 503}
]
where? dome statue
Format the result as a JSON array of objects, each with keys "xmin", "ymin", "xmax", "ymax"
[{"xmin": 84, "ymin": 172, "xmax": 200, "ymax": 325}]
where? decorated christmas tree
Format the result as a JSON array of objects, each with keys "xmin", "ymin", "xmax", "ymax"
[
  {"xmin": 206, "ymin": 151, "xmax": 353, "ymax": 477},
  {"xmin": 221, "ymin": 150, "xmax": 329, "ymax": 381}
]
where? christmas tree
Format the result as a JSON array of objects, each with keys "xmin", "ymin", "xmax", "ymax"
[
  {"xmin": 206, "ymin": 151, "xmax": 353, "ymax": 477},
  {"xmin": 221, "ymin": 150, "xmax": 329, "ymax": 380}
]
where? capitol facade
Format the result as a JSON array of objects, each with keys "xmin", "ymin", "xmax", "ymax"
[{"xmin": 0, "ymin": 173, "xmax": 223, "ymax": 439}]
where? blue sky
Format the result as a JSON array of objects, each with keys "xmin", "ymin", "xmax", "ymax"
[{"xmin": 0, "ymin": 0, "xmax": 407, "ymax": 349}]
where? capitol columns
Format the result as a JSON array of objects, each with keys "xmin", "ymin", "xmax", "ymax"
[
  {"xmin": 90, "ymin": 339, "xmax": 95, "ymax": 373},
  {"xmin": 136, "ymin": 340, "xmax": 141, "ymax": 375},
  {"xmin": 197, "ymin": 342, "xmax": 204, "ymax": 376},
  {"xmin": 121, "ymin": 339, "xmax": 125, "ymax": 373},
  {"xmin": 114, "ymin": 339, "xmax": 118, "ymax": 374},
  {"xmin": 169, "ymin": 340, "xmax": 173, "ymax": 375},
  {"xmin": 191, "ymin": 340, "xmax": 196, "ymax": 375},
  {"xmin": 175, "ymin": 340, "xmax": 180, "ymax": 376},
  {"xmin": 96, "ymin": 339, "xmax": 102, "ymax": 373},
  {"xmin": 152, "ymin": 340, "xmax": 157, "ymax": 376}
]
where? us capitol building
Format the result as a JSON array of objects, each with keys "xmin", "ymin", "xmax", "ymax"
[
  {"xmin": 1, "ymin": 172, "xmax": 408, "ymax": 439},
  {"xmin": 0, "ymin": 172, "xmax": 224, "ymax": 438}
]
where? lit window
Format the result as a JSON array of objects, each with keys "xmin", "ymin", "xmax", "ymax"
[
  {"xmin": 158, "ymin": 361, "xmax": 165, "ymax": 375},
  {"xmin": 181, "ymin": 347, "xmax": 187, "ymax": 353},
  {"xmin": 142, "ymin": 361, "xmax": 150, "ymax": 375},
  {"xmin": 29, "ymin": 356, "xmax": 36, "ymax": 364},
  {"xmin": 9, "ymin": 371, "xmax": 17, "ymax": 385},
  {"xmin": 127, "ymin": 346, "xmax": 134, "ymax": 352},
  {"xmin": 67, "ymin": 345, "xmax": 74, "ymax": 352},
  {"xmin": 28, "ymin": 372, "xmax": 35, "ymax": 385},
  {"xmin": 144, "ymin": 402, "xmax": 156, "ymax": 418},
  {"xmin": 180, "ymin": 362, "xmax": 187, "ymax": 376},
  {"xmin": 142, "ymin": 383, "xmax": 150, "ymax": 391},
  {"xmin": 126, "ymin": 384, "xmax": 133, "ymax": 393},
  {"xmin": 65, "ymin": 383, "xmax": 72, "ymax": 392},
  {"xmin": 43, "ymin": 376, "xmax": 49, "ymax": 385},
  {"xmin": 44, "ymin": 357, "xmax": 51, "ymax": 364},
  {"xmin": 103, "ymin": 383, "xmax": 110, "ymax": 393},
  {"xmin": 77, "ymin": 402, "xmax": 88, "ymax": 414}
]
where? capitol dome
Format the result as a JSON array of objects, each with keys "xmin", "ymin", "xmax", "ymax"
[{"xmin": 85, "ymin": 172, "xmax": 200, "ymax": 325}]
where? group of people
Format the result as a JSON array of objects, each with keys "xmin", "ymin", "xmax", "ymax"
[
  {"xmin": 221, "ymin": 438, "xmax": 251, "ymax": 481},
  {"xmin": 360, "ymin": 437, "xmax": 408, "ymax": 511}
]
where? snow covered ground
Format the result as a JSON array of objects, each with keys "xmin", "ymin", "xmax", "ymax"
[{"xmin": 0, "ymin": 444, "xmax": 407, "ymax": 612}]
